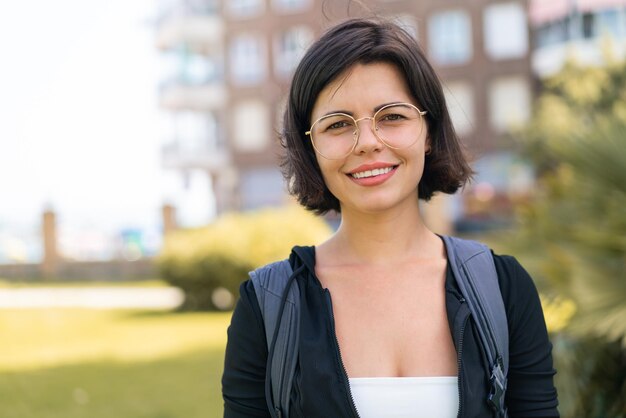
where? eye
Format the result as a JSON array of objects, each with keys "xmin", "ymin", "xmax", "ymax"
[
  {"xmin": 376, "ymin": 104, "xmax": 418, "ymax": 125},
  {"xmin": 379, "ymin": 113, "xmax": 406, "ymax": 122},
  {"xmin": 317, "ymin": 115, "xmax": 355, "ymax": 133},
  {"xmin": 327, "ymin": 120, "xmax": 351, "ymax": 130}
]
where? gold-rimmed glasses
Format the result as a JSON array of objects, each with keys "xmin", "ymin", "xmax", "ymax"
[{"xmin": 305, "ymin": 102, "xmax": 427, "ymax": 160}]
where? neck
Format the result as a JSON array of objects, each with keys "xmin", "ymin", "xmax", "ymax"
[{"xmin": 329, "ymin": 200, "xmax": 443, "ymax": 265}]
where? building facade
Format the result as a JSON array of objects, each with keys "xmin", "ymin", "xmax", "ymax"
[
  {"xmin": 530, "ymin": 0, "xmax": 626, "ymax": 77},
  {"xmin": 156, "ymin": 0, "xmax": 535, "ymax": 229}
]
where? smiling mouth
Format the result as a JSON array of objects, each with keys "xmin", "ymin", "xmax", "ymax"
[{"xmin": 350, "ymin": 166, "xmax": 397, "ymax": 179}]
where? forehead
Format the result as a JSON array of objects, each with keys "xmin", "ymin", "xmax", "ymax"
[{"xmin": 311, "ymin": 62, "xmax": 413, "ymax": 118}]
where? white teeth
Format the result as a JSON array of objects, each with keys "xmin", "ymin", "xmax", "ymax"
[{"xmin": 351, "ymin": 166, "xmax": 394, "ymax": 179}]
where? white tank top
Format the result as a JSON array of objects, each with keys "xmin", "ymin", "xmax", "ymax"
[{"xmin": 348, "ymin": 376, "xmax": 459, "ymax": 418}]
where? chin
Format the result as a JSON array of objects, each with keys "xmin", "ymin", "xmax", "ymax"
[{"xmin": 341, "ymin": 192, "xmax": 419, "ymax": 215}]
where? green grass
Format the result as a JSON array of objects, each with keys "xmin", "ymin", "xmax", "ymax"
[{"xmin": 0, "ymin": 308, "xmax": 231, "ymax": 418}]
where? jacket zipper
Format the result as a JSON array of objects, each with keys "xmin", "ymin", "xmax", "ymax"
[
  {"xmin": 325, "ymin": 289, "xmax": 361, "ymax": 418},
  {"xmin": 457, "ymin": 297, "xmax": 469, "ymax": 418}
]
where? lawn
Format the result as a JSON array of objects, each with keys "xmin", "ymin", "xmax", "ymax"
[{"xmin": 0, "ymin": 308, "xmax": 231, "ymax": 418}]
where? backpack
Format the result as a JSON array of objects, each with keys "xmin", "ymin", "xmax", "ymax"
[{"xmin": 249, "ymin": 236, "xmax": 509, "ymax": 418}]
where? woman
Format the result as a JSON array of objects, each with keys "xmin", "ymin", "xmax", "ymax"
[{"xmin": 222, "ymin": 18, "xmax": 559, "ymax": 418}]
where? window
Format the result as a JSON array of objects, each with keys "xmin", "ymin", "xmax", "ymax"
[
  {"xmin": 227, "ymin": 0, "xmax": 264, "ymax": 19},
  {"xmin": 443, "ymin": 82, "xmax": 474, "ymax": 136},
  {"xmin": 187, "ymin": 0, "xmax": 219, "ymax": 14},
  {"xmin": 171, "ymin": 111, "xmax": 217, "ymax": 152},
  {"xmin": 161, "ymin": 45, "xmax": 216, "ymax": 87},
  {"xmin": 162, "ymin": 0, "xmax": 219, "ymax": 16},
  {"xmin": 596, "ymin": 9, "xmax": 622, "ymax": 38},
  {"xmin": 488, "ymin": 76, "xmax": 531, "ymax": 132},
  {"xmin": 428, "ymin": 10, "xmax": 472, "ymax": 65},
  {"xmin": 483, "ymin": 2, "xmax": 528, "ymax": 60},
  {"xmin": 472, "ymin": 152, "xmax": 534, "ymax": 196},
  {"xmin": 272, "ymin": 0, "xmax": 311, "ymax": 13},
  {"xmin": 240, "ymin": 168, "xmax": 285, "ymax": 210},
  {"xmin": 233, "ymin": 100, "xmax": 269, "ymax": 152},
  {"xmin": 274, "ymin": 26, "xmax": 314, "ymax": 78},
  {"xmin": 578, "ymin": 10, "xmax": 623, "ymax": 40},
  {"xmin": 535, "ymin": 18, "xmax": 569, "ymax": 48},
  {"xmin": 181, "ymin": 53, "xmax": 214, "ymax": 85},
  {"xmin": 582, "ymin": 12, "xmax": 595, "ymax": 39},
  {"xmin": 229, "ymin": 34, "xmax": 266, "ymax": 85}
]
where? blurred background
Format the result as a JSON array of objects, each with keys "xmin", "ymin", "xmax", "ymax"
[{"xmin": 0, "ymin": 0, "xmax": 624, "ymax": 417}]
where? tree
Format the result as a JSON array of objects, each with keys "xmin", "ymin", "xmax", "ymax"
[
  {"xmin": 501, "ymin": 59, "xmax": 626, "ymax": 416},
  {"xmin": 515, "ymin": 58, "xmax": 626, "ymax": 343}
]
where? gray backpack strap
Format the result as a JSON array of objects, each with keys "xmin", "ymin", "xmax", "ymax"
[
  {"xmin": 249, "ymin": 260, "xmax": 301, "ymax": 418},
  {"xmin": 442, "ymin": 235, "xmax": 509, "ymax": 417}
]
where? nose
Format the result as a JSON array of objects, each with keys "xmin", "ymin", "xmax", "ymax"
[{"xmin": 353, "ymin": 117, "xmax": 383, "ymax": 154}]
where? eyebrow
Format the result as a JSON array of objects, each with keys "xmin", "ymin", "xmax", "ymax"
[{"xmin": 319, "ymin": 101, "xmax": 407, "ymax": 118}]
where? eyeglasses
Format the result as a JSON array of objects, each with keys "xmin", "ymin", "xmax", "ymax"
[{"xmin": 305, "ymin": 102, "xmax": 427, "ymax": 160}]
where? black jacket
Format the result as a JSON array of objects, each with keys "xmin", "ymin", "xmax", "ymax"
[{"xmin": 222, "ymin": 247, "xmax": 559, "ymax": 417}]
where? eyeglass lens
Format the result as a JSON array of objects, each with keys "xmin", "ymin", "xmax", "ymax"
[{"xmin": 310, "ymin": 103, "xmax": 423, "ymax": 159}]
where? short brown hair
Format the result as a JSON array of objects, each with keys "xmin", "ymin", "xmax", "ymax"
[{"xmin": 281, "ymin": 18, "xmax": 473, "ymax": 215}]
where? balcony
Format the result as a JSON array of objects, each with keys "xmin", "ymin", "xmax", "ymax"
[
  {"xmin": 157, "ymin": 13, "xmax": 223, "ymax": 52},
  {"xmin": 159, "ymin": 80, "xmax": 227, "ymax": 110},
  {"xmin": 531, "ymin": 4, "xmax": 626, "ymax": 77},
  {"xmin": 532, "ymin": 37, "xmax": 626, "ymax": 77},
  {"xmin": 161, "ymin": 141, "xmax": 231, "ymax": 172}
]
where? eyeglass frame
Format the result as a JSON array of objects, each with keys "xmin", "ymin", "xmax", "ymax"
[{"xmin": 304, "ymin": 102, "xmax": 428, "ymax": 160}]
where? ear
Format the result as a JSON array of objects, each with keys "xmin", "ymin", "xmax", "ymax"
[{"xmin": 425, "ymin": 137, "xmax": 432, "ymax": 155}]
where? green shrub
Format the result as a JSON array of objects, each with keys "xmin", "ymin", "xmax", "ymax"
[
  {"xmin": 495, "ymin": 59, "xmax": 626, "ymax": 415},
  {"xmin": 553, "ymin": 334, "xmax": 626, "ymax": 418},
  {"xmin": 158, "ymin": 206, "xmax": 332, "ymax": 311}
]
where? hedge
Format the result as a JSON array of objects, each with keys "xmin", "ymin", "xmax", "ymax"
[{"xmin": 158, "ymin": 206, "xmax": 332, "ymax": 310}]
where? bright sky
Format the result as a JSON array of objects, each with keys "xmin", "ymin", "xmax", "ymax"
[{"xmin": 0, "ymin": 0, "xmax": 166, "ymax": 235}]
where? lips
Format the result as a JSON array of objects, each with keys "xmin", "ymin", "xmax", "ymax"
[
  {"xmin": 350, "ymin": 166, "xmax": 394, "ymax": 179},
  {"xmin": 347, "ymin": 163, "xmax": 399, "ymax": 179}
]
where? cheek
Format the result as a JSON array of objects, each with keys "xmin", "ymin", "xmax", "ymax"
[
  {"xmin": 317, "ymin": 163, "xmax": 333, "ymax": 185},
  {"xmin": 315, "ymin": 158, "xmax": 343, "ymax": 193},
  {"xmin": 315, "ymin": 154, "xmax": 333, "ymax": 178}
]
